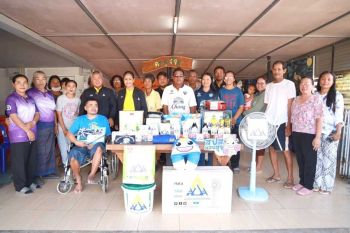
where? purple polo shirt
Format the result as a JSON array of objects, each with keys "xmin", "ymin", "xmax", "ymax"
[
  {"xmin": 27, "ymin": 88, "xmax": 56, "ymax": 123},
  {"xmin": 5, "ymin": 92, "xmax": 38, "ymax": 143}
]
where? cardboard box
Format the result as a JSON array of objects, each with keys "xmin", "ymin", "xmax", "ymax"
[{"xmin": 162, "ymin": 166, "xmax": 233, "ymax": 214}]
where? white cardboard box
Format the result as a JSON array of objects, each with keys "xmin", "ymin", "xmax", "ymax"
[{"xmin": 162, "ymin": 166, "xmax": 233, "ymax": 214}]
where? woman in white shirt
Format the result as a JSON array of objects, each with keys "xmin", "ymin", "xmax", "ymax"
[{"xmin": 314, "ymin": 71, "xmax": 344, "ymax": 195}]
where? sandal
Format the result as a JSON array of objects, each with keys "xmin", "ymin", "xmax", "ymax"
[
  {"xmin": 319, "ymin": 190, "xmax": 331, "ymax": 195},
  {"xmin": 87, "ymin": 179, "xmax": 98, "ymax": 185},
  {"xmin": 266, "ymin": 176, "xmax": 281, "ymax": 183},
  {"xmin": 283, "ymin": 181, "xmax": 294, "ymax": 189}
]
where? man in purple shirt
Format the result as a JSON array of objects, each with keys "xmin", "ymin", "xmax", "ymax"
[
  {"xmin": 27, "ymin": 70, "xmax": 57, "ymax": 180},
  {"xmin": 6, "ymin": 74, "xmax": 40, "ymax": 194}
]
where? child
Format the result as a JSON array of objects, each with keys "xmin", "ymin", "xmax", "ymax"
[
  {"xmin": 244, "ymin": 84, "xmax": 256, "ymax": 111},
  {"xmin": 56, "ymin": 80, "xmax": 81, "ymax": 166}
]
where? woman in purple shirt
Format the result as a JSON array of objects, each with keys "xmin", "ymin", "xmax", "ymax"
[
  {"xmin": 5, "ymin": 74, "xmax": 40, "ymax": 194},
  {"xmin": 27, "ymin": 71, "xmax": 57, "ymax": 180}
]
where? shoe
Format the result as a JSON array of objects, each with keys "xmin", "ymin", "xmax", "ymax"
[
  {"xmin": 319, "ymin": 190, "xmax": 331, "ymax": 195},
  {"xmin": 30, "ymin": 183, "xmax": 41, "ymax": 190},
  {"xmin": 29, "ymin": 183, "xmax": 41, "ymax": 191},
  {"xmin": 313, "ymin": 188, "xmax": 320, "ymax": 192},
  {"xmin": 35, "ymin": 176, "xmax": 45, "ymax": 186},
  {"xmin": 266, "ymin": 176, "xmax": 281, "ymax": 183},
  {"xmin": 292, "ymin": 184, "xmax": 303, "ymax": 191},
  {"xmin": 233, "ymin": 168, "xmax": 240, "ymax": 174},
  {"xmin": 297, "ymin": 187, "xmax": 312, "ymax": 196},
  {"xmin": 283, "ymin": 181, "xmax": 295, "ymax": 189},
  {"xmin": 17, "ymin": 187, "xmax": 33, "ymax": 195},
  {"xmin": 43, "ymin": 174, "xmax": 59, "ymax": 179}
]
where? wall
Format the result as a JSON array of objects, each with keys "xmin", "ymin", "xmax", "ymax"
[{"xmin": 0, "ymin": 68, "xmax": 14, "ymax": 114}]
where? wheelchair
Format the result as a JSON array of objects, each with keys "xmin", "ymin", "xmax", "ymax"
[{"xmin": 57, "ymin": 140, "xmax": 117, "ymax": 194}]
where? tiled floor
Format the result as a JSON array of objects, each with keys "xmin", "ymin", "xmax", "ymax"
[{"xmin": 0, "ymin": 149, "xmax": 350, "ymax": 231}]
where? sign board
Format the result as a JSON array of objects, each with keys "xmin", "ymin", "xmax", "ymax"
[{"xmin": 142, "ymin": 56, "xmax": 193, "ymax": 73}]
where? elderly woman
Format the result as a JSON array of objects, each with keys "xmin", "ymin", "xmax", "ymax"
[
  {"xmin": 314, "ymin": 71, "xmax": 344, "ymax": 194},
  {"xmin": 143, "ymin": 73, "xmax": 162, "ymax": 112},
  {"xmin": 6, "ymin": 74, "xmax": 40, "ymax": 194},
  {"xmin": 27, "ymin": 71, "xmax": 57, "ymax": 181},
  {"xmin": 243, "ymin": 76, "xmax": 267, "ymax": 173},
  {"xmin": 110, "ymin": 74, "xmax": 125, "ymax": 95},
  {"xmin": 291, "ymin": 77, "xmax": 323, "ymax": 196}
]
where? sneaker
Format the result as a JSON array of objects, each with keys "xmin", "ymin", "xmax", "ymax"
[
  {"xmin": 297, "ymin": 187, "xmax": 312, "ymax": 196},
  {"xmin": 233, "ymin": 168, "xmax": 240, "ymax": 174},
  {"xmin": 29, "ymin": 183, "xmax": 41, "ymax": 191},
  {"xmin": 17, "ymin": 187, "xmax": 33, "ymax": 195},
  {"xmin": 292, "ymin": 184, "xmax": 303, "ymax": 191}
]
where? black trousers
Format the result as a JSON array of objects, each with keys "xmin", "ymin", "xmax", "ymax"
[
  {"xmin": 11, "ymin": 141, "xmax": 37, "ymax": 191},
  {"xmin": 292, "ymin": 132, "xmax": 317, "ymax": 190},
  {"xmin": 230, "ymin": 125, "xmax": 240, "ymax": 169}
]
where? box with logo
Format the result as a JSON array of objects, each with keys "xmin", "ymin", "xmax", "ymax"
[
  {"xmin": 123, "ymin": 145, "xmax": 156, "ymax": 185},
  {"xmin": 162, "ymin": 166, "xmax": 233, "ymax": 214}
]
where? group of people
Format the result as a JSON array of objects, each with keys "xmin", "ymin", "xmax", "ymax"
[{"xmin": 4, "ymin": 60, "xmax": 344, "ymax": 195}]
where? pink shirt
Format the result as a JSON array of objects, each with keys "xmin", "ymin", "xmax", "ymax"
[{"xmin": 291, "ymin": 95, "xmax": 323, "ymax": 134}]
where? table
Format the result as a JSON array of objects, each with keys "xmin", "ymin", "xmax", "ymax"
[{"xmin": 106, "ymin": 142, "xmax": 208, "ymax": 162}]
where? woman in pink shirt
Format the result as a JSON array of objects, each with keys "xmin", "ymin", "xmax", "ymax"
[{"xmin": 291, "ymin": 77, "xmax": 323, "ymax": 196}]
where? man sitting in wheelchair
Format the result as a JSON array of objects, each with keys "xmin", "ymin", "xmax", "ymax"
[{"xmin": 67, "ymin": 97, "xmax": 111, "ymax": 193}]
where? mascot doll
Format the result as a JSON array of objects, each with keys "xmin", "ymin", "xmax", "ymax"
[{"xmin": 171, "ymin": 137, "xmax": 200, "ymax": 170}]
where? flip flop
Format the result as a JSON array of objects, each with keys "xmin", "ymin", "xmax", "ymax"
[
  {"xmin": 87, "ymin": 179, "xmax": 99, "ymax": 185},
  {"xmin": 266, "ymin": 176, "xmax": 281, "ymax": 183},
  {"xmin": 283, "ymin": 181, "xmax": 295, "ymax": 189}
]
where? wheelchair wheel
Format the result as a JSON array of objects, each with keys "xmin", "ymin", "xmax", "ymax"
[
  {"xmin": 57, "ymin": 180, "xmax": 73, "ymax": 194},
  {"xmin": 101, "ymin": 175, "xmax": 108, "ymax": 193},
  {"xmin": 111, "ymin": 154, "xmax": 119, "ymax": 180}
]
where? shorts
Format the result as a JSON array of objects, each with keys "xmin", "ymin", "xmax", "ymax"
[
  {"xmin": 68, "ymin": 142, "xmax": 105, "ymax": 166},
  {"xmin": 271, "ymin": 123, "xmax": 287, "ymax": 151}
]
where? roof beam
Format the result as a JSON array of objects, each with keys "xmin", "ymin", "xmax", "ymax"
[
  {"xmin": 202, "ymin": 0, "xmax": 280, "ymax": 74},
  {"xmin": 170, "ymin": 0, "xmax": 181, "ymax": 56},
  {"xmin": 236, "ymin": 10, "xmax": 350, "ymax": 75},
  {"xmin": 74, "ymin": 0, "xmax": 139, "ymax": 77}
]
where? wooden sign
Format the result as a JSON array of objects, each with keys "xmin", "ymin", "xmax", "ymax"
[{"xmin": 142, "ymin": 56, "xmax": 193, "ymax": 73}]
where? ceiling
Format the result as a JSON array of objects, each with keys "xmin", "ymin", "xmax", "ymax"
[{"xmin": 0, "ymin": 0, "xmax": 349, "ymax": 79}]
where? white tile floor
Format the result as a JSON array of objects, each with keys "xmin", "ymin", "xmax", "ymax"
[{"xmin": 0, "ymin": 149, "xmax": 350, "ymax": 231}]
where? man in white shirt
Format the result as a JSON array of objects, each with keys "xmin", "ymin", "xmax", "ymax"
[
  {"xmin": 162, "ymin": 68, "xmax": 197, "ymax": 115},
  {"xmin": 264, "ymin": 61, "xmax": 296, "ymax": 189}
]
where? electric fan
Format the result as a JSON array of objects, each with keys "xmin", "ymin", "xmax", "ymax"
[{"xmin": 238, "ymin": 112, "xmax": 277, "ymax": 201}]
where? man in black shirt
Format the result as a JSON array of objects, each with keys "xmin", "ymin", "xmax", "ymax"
[
  {"xmin": 211, "ymin": 66, "xmax": 226, "ymax": 92},
  {"xmin": 79, "ymin": 70, "xmax": 117, "ymax": 128},
  {"xmin": 155, "ymin": 71, "xmax": 169, "ymax": 98}
]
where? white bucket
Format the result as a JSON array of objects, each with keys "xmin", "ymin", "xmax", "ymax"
[{"xmin": 121, "ymin": 183, "xmax": 156, "ymax": 214}]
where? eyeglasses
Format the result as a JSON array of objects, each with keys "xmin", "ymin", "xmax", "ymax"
[{"xmin": 173, "ymin": 75, "xmax": 184, "ymax": 78}]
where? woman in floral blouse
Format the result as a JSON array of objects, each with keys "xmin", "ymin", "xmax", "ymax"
[
  {"xmin": 291, "ymin": 77, "xmax": 323, "ymax": 196},
  {"xmin": 313, "ymin": 71, "xmax": 344, "ymax": 194}
]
